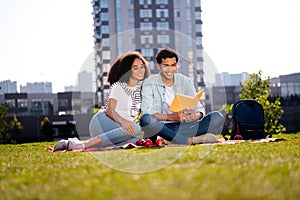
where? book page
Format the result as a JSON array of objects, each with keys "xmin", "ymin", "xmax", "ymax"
[{"xmin": 169, "ymin": 89, "xmax": 204, "ymax": 112}]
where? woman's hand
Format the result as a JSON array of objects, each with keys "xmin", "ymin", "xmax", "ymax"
[{"xmin": 121, "ymin": 120, "xmax": 136, "ymax": 135}]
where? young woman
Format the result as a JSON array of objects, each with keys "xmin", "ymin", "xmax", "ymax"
[{"xmin": 54, "ymin": 51, "xmax": 150, "ymax": 151}]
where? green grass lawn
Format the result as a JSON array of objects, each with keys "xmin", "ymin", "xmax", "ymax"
[{"xmin": 1, "ymin": 133, "xmax": 299, "ymax": 200}]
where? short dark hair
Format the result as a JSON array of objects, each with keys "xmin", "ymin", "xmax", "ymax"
[
  {"xmin": 107, "ymin": 51, "xmax": 150, "ymax": 85},
  {"xmin": 155, "ymin": 48, "xmax": 179, "ymax": 64}
]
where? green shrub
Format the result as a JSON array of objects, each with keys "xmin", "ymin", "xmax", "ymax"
[{"xmin": 223, "ymin": 70, "xmax": 286, "ymax": 136}]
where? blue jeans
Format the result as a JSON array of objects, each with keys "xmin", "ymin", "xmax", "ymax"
[
  {"xmin": 140, "ymin": 111, "xmax": 224, "ymax": 144},
  {"xmin": 89, "ymin": 111, "xmax": 142, "ymax": 147}
]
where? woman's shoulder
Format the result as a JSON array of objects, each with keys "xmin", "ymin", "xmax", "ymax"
[{"xmin": 109, "ymin": 82, "xmax": 124, "ymax": 93}]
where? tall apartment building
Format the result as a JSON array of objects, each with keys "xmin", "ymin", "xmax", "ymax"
[{"xmin": 92, "ymin": 0, "xmax": 204, "ymax": 105}]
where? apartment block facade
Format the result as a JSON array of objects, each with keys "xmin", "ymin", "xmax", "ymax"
[{"xmin": 92, "ymin": 0, "xmax": 204, "ymax": 105}]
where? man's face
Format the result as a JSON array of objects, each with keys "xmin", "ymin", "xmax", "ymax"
[{"xmin": 158, "ymin": 57, "xmax": 178, "ymax": 83}]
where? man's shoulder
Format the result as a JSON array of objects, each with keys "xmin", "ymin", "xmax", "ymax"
[
  {"xmin": 143, "ymin": 74, "xmax": 160, "ymax": 83},
  {"xmin": 174, "ymin": 73, "xmax": 192, "ymax": 82}
]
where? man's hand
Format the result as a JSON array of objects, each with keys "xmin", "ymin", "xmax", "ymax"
[{"xmin": 178, "ymin": 108, "xmax": 194, "ymax": 121}]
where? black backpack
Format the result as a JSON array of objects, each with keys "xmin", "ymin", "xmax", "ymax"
[{"xmin": 228, "ymin": 99, "xmax": 266, "ymax": 140}]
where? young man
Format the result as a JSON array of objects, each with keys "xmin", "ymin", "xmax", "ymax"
[{"xmin": 140, "ymin": 48, "xmax": 224, "ymax": 145}]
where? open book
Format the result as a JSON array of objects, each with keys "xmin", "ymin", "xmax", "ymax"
[{"xmin": 169, "ymin": 89, "xmax": 204, "ymax": 112}]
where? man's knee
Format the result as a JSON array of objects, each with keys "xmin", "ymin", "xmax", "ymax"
[
  {"xmin": 140, "ymin": 114, "xmax": 154, "ymax": 127},
  {"xmin": 210, "ymin": 111, "xmax": 225, "ymax": 129}
]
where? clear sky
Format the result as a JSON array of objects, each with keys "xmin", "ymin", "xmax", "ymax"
[{"xmin": 0, "ymin": 0, "xmax": 299, "ymax": 93}]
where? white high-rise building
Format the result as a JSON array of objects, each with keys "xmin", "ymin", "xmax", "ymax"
[
  {"xmin": 0, "ymin": 80, "xmax": 17, "ymax": 94},
  {"xmin": 215, "ymin": 72, "xmax": 250, "ymax": 86},
  {"xmin": 20, "ymin": 82, "xmax": 52, "ymax": 94},
  {"xmin": 77, "ymin": 71, "xmax": 93, "ymax": 92}
]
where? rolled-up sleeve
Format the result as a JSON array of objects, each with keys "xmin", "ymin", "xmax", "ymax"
[{"xmin": 141, "ymin": 80, "xmax": 155, "ymax": 115}]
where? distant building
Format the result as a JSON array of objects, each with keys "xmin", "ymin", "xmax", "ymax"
[
  {"xmin": 4, "ymin": 93, "xmax": 56, "ymax": 116},
  {"xmin": 0, "ymin": 80, "xmax": 17, "ymax": 94},
  {"xmin": 77, "ymin": 71, "xmax": 93, "ymax": 92},
  {"xmin": 215, "ymin": 72, "xmax": 250, "ymax": 86},
  {"xmin": 279, "ymin": 72, "xmax": 300, "ymax": 97},
  {"xmin": 64, "ymin": 85, "xmax": 75, "ymax": 92},
  {"xmin": 20, "ymin": 82, "xmax": 52, "ymax": 94}
]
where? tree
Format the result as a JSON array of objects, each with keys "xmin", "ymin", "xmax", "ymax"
[
  {"xmin": 40, "ymin": 116, "xmax": 54, "ymax": 142},
  {"xmin": 0, "ymin": 104, "xmax": 8, "ymax": 134},
  {"xmin": 0, "ymin": 104, "xmax": 9, "ymax": 143},
  {"xmin": 8, "ymin": 115, "xmax": 23, "ymax": 143},
  {"xmin": 222, "ymin": 70, "xmax": 286, "ymax": 137}
]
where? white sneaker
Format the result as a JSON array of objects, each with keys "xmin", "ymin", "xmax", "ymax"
[
  {"xmin": 53, "ymin": 139, "xmax": 68, "ymax": 151},
  {"xmin": 192, "ymin": 133, "xmax": 218, "ymax": 144},
  {"xmin": 67, "ymin": 138, "xmax": 85, "ymax": 151}
]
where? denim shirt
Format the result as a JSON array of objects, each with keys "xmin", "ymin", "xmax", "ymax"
[{"xmin": 141, "ymin": 72, "xmax": 205, "ymax": 116}]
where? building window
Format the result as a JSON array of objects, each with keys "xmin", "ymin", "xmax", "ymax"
[
  {"xmin": 140, "ymin": 22, "xmax": 153, "ymax": 30},
  {"xmin": 156, "ymin": 0, "xmax": 168, "ymax": 4},
  {"xmin": 196, "ymin": 49, "xmax": 202, "ymax": 58},
  {"xmin": 157, "ymin": 22, "xmax": 169, "ymax": 30},
  {"xmin": 128, "ymin": 9, "xmax": 134, "ymax": 18},
  {"xmin": 58, "ymin": 99, "xmax": 68, "ymax": 107},
  {"xmin": 186, "ymin": 0, "xmax": 191, "ymax": 7},
  {"xmin": 156, "ymin": 9, "xmax": 168, "ymax": 18},
  {"xmin": 102, "ymin": 39, "xmax": 110, "ymax": 47},
  {"xmin": 128, "ymin": 22, "xmax": 134, "ymax": 30},
  {"xmin": 140, "ymin": 0, "xmax": 152, "ymax": 4},
  {"xmin": 129, "ymin": 36, "xmax": 135, "ymax": 44},
  {"xmin": 72, "ymin": 99, "xmax": 81, "ymax": 107},
  {"xmin": 175, "ymin": 35, "xmax": 181, "ymax": 43},
  {"xmin": 6, "ymin": 99, "xmax": 15, "ymax": 108},
  {"xmin": 100, "ymin": 0, "xmax": 108, "ymax": 8},
  {"xmin": 141, "ymin": 35, "xmax": 153, "ymax": 44},
  {"xmin": 174, "ymin": 9, "xmax": 180, "ymax": 17},
  {"xmin": 101, "ymin": 26, "xmax": 109, "ymax": 34},
  {"xmin": 141, "ymin": 48, "xmax": 154, "ymax": 57},
  {"xmin": 157, "ymin": 35, "xmax": 170, "ymax": 44},
  {"xmin": 195, "ymin": 24, "xmax": 201, "ymax": 32},
  {"xmin": 101, "ymin": 13, "xmax": 109, "ymax": 21},
  {"xmin": 186, "ymin": 9, "xmax": 191, "ymax": 20},
  {"xmin": 174, "ymin": 22, "xmax": 181, "ymax": 31},
  {"xmin": 196, "ymin": 36, "xmax": 202, "ymax": 45},
  {"xmin": 102, "ymin": 51, "xmax": 111, "ymax": 60},
  {"xmin": 195, "ymin": 12, "xmax": 201, "ymax": 20},
  {"xmin": 140, "ymin": 9, "xmax": 152, "ymax": 18},
  {"xmin": 18, "ymin": 99, "xmax": 27, "ymax": 108},
  {"xmin": 32, "ymin": 101, "xmax": 42, "ymax": 108},
  {"xmin": 295, "ymin": 82, "xmax": 300, "ymax": 94},
  {"xmin": 187, "ymin": 24, "xmax": 192, "ymax": 36}
]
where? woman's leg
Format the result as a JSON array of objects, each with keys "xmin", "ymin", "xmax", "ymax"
[
  {"xmin": 98, "ymin": 123, "xmax": 141, "ymax": 147},
  {"xmin": 89, "ymin": 111, "xmax": 120, "ymax": 138},
  {"xmin": 85, "ymin": 121, "xmax": 142, "ymax": 148}
]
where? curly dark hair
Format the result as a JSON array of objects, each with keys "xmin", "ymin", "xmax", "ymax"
[
  {"xmin": 107, "ymin": 51, "xmax": 150, "ymax": 85},
  {"xmin": 155, "ymin": 47, "xmax": 179, "ymax": 64}
]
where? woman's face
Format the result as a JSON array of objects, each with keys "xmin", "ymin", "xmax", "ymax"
[{"xmin": 130, "ymin": 58, "xmax": 146, "ymax": 81}]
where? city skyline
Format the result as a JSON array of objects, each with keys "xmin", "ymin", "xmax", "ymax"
[{"xmin": 0, "ymin": 0, "xmax": 299, "ymax": 93}]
